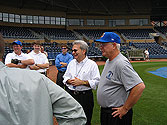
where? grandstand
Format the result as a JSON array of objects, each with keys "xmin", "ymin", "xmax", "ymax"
[{"xmin": 1, "ymin": 0, "xmax": 167, "ymax": 62}]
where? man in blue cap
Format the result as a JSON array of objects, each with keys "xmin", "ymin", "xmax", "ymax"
[
  {"xmin": 95, "ymin": 32, "xmax": 145, "ymax": 125},
  {"xmin": 5, "ymin": 40, "xmax": 34, "ymax": 69}
]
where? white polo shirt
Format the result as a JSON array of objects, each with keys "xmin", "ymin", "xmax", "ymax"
[
  {"xmin": 28, "ymin": 50, "xmax": 49, "ymax": 73},
  {"xmin": 5, "ymin": 52, "xmax": 33, "ymax": 69}
]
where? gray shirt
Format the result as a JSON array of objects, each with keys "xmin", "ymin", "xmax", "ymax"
[
  {"xmin": 0, "ymin": 61, "xmax": 86, "ymax": 125},
  {"xmin": 97, "ymin": 53, "xmax": 143, "ymax": 108}
]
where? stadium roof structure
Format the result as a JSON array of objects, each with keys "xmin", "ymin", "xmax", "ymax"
[{"xmin": 1, "ymin": 0, "xmax": 167, "ymax": 20}]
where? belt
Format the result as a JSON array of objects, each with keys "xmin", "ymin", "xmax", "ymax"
[
  {"xmin": 101, "ymin": 107, "xmax": 114, "ymax": 110},
  {"xmin": 101, "ymin": 107, "xmax": 115, "ymax": 113},
  {"xmin": 66, "ymin": 87, "xmax": 92, "ymax": 95},
  {"xmin": 58, "ymin": 70, "xmax": 65, "ymax": 73},
  {"xmin": 101, "ymin": 107, "xmax": 132, "ymax": 113},
  {"xmin": 40, "ymin": 72, "xmax": 47, "ymax": 76},
  {"xmin": 40, "ymin": 72, "xmax": 46, "ymax": 74}
]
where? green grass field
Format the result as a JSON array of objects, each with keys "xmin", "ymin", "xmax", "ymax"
[{"xmin": 91, "ymin": 61, "xmax": 167, "ymax": 125}]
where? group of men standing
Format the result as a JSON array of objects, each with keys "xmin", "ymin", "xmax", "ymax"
[
  {"xmin": 55, "ymin": 32, "xmax": 145, "ymax": 125},
  {"xmin": 2, "ymin": 32, "xmax": 145, "ymax": 125},
  {"xmin": 0, "ymin": 34, "xmax": 86, "ymax": 125}
]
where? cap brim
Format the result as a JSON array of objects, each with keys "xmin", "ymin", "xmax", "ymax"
[
  {"xmin": 12, "ymin": 42, "xmax": 22, "ymax": 46},
  {"xmin": 94, "ymin": 39, "xmax": 109, "ymax": 42},
  {"xmin": 12, "ymin": 42, "xmax": 18, "ymax": 44}
]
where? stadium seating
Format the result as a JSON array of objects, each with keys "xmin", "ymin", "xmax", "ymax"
[
  {"xmin": 154, "ymin": 26, "xmax": 167, "ymax": 35},
  {"xmin": 132, "ymin": 42, "xmax": 167, "ymax": 58},
  {"xmin": 87, "ymin": 47, "xmax": 102, "ymax": 58},
  {"xmin": 75, "ymin": 29, "xmax": 114, "ymax": 40},
  {"xmin": 30, "ymin": 27, "xmax": 78, "ymax": 40},
  {"xmin": 162, "ymin": 42, "xmax": 167, "ymax": 47},
  {"xmin": 75, "ymin": 29, "xmax": 158, "ymax": 40},
  {"xmin": 0, "ymin": 25, "xmax": 78, "ymax": 40},
  {"xmin": 2, "ymin": 25, "xmax": 167, "ymax": 60},
  {"xmin": 0, "ymin": 26, "xmax": 38, "ymax": 39},
  {"xmin": 117, "ymin": 29, "xmax": 156, "ymax": 39}
]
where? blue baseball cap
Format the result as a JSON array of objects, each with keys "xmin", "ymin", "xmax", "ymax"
[
  {"xmin": 12, "ymin": 40, "xmax": 22, "ymax": 46},
  {"xmin": 95, "ymin": 32, "xmax": 121, "ymax": 44}
]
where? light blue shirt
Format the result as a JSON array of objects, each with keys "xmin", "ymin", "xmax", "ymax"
[
  {"xmin": 55, "ymin": 52, "xmax": 73, "ymax": 72},
  {"xmin": 0, "ymin": 61, "xmax": 86, "ymax": 125}
]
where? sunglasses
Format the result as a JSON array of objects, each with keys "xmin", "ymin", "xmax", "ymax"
[
  {"xmin": 72, "ymin": 49, "xmax": 78, "ymax": 52},
  {"xmin": 62, "ymin": 47, "xmax": 67, "ymax": 49}
]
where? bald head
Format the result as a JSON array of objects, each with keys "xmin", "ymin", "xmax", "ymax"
[{"xmin": 0, "ymin": 34, "xmax": 5, "ymax": 60}]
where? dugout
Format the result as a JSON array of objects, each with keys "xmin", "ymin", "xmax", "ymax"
[{"xmin": 127, "ymin": 49, "xmax": 145, "ymax": 61}]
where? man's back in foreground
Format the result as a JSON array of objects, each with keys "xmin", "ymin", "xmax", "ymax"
[{"xmin": 0, "ymin": 62, "xmax": 86, "ymax": 125}]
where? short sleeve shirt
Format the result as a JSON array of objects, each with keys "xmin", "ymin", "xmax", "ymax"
[
  {"xmin": 28, "ymin": 51, "xmax": 49, "ymax": 72},
  {"xmin": 97, "ymin": 53, "xmax": 143, "ymax": 108},
  {"xmin": 144, "ymin": 50, "xmax": 149, "ymax": 55},
  {"xmin": 5, "ymin": 52, "xmax": 33, "ymax": 69}
]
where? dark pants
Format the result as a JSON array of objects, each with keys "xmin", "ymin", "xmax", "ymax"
[
  {"xmin": 101, "ymin": 107, "xmax": 133, "ymax": 125},
  {"xmin": 65, "ymin": 86, "xmax": 94, "ymax": 125},
  {"xmin": 56, "ymin": 71, "xmax": 65, "ymax": 89}
]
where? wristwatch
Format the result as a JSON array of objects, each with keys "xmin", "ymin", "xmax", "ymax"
[
  {"xmin": 18, "ymin": 60, "xmax": 21, "ymax": 63},
  {"xmin": 83, "ymin": 81, "xmax": 87, "ymax": 85}
]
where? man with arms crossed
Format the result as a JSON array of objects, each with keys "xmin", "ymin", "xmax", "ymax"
[
  {"xmin": 5, "ymin": 40, "xmax": 34, "ymax": 69},
  {"xmin": 55, "ymin": 44, "xmax": 73, "ymax": 88},
  {"xmin": 95, "ymin": 32, "xmax": 145, "ymax": 125},
  {"xmin": 29, "ymin": 41, "xmax": 49, "ymax": 76}
]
